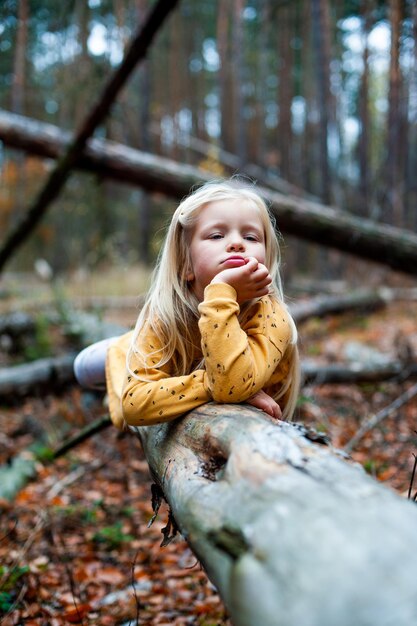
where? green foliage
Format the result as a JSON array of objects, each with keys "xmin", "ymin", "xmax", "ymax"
[
  {"xmin": 0, "ymin": 565, "xmax": 30, "ymax": 612},
  {"xmin": 0, "ymin": 591, "xmax": 14, "ymax": 613},
  {"xmin": 93, "ymin": 521, "xmax": 135, "ymax": 549},
  {"xmin": 23, "ymin": 314, "xmax": 52, "ymax": 361},
  {"xmin": 363, "ymin": 459, "xmax": 388, "ymax": 477},
  {"xmin": 297, "ymin": 394, "xmax": 314, "ymax": 406},
  {"xmin": 31, "ymin": 443, "xmax": 55, "ymax": 463}
]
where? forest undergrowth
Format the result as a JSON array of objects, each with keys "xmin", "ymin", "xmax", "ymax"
[{"xmin": 1, "ymin": 282, "xmax": 417, "ymax": 625}]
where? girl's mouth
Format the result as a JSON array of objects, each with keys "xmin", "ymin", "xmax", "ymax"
[{"xmin": 222, "ymin": 256, "xmax": 246, "ymax": 267}]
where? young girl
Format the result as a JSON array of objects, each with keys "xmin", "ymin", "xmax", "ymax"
[{"xmin": 75, "ymin": 179, "xmax": 300, "ymax": 429}]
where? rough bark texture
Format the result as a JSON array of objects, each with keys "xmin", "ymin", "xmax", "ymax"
[
  {"xmin": 2, "ymin": 111, "xmax": 417, "ymax": 275},
  {"xmin": 136, "ymin": 403, "xmax": 417, "ymax": 626}
]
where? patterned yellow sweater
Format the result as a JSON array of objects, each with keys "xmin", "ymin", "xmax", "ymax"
[{"xmin": 105, "ymin": 283, "xmax": 293, "ymax": 429}]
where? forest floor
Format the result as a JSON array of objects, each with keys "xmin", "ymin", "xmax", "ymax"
[{"xmin": 1, "ymin": 271, "xmax": 417, "ymax": 625}]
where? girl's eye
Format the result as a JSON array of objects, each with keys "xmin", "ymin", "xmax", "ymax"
[
  {"xmin": 245, "ymin": 234, "xmax": 258, "ymax": 241},
  {"xmin": 209, "ymin": 233, "xmax": 223, "ymax": 239}
]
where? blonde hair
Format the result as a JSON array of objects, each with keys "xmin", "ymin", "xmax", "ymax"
[{"xmin": 128, "ymin": 178, "xmax": 300, "ymax": 419}]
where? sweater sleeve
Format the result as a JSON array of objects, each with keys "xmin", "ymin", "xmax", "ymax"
[
  {"xmin": 105, "ymin": 330, "xmax": 133, "ymax": 430},
  {"xmin": 120, "ymin": 326, "xmax": 212, "ymax": 427},
  {"xmin": 198, "ymin": 283, "xmax": 292, "ymax": 403}
]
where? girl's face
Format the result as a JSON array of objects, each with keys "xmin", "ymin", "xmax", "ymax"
[{"xmin": 187, "ymin": 198, "xmax": 267, "ymax": 301}]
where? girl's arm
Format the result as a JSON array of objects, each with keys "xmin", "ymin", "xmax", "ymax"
[
  {"xmin": 112, "ymin": 329, "xmax": 212, "ymax": 428},
  {"xmin": 198, "ymin": 283, "xmax": 292, "ymax": 403}
]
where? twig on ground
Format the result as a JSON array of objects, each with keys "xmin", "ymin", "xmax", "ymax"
[
  {"xmin": 46, "ymin": 460, "xmax": 103, "ymax": 500},
  {"xmin": 52, "ymin": 415, "xmax": 111, "ymax": 459},
  {"xmin": 50, "ymin": 525, "xmax": 84, "ymax": 624},
  {"xmin": 46, "ymin": 467, "xmax": 84, "ymax": 500},
  {"xmin": 0, "ymin": 513, "xmax": 45, "ymax": 589},
  {"xmin": 344, "ymin": 382, "xmax": 417, "ymax": 454},
  {"xmin": 131, "ymin": 549, "xmax": 142, "ymax": 625},
  {"xmin": 408, "ymin": 454, "xmax": 417, "ymax": 501}
]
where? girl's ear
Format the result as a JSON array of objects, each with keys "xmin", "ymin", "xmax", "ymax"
[{"xmin": 186, "ymin": 270, "xmax": 195, "ymax": 281}]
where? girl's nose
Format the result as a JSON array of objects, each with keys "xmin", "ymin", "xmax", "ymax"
[{"xmin": 227, "ymin": 239, "xmax": 245, "ymax": 252}]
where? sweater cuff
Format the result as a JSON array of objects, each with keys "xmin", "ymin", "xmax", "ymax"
[{"xmin": 201, "ymin": 282, "xmax": 238, "ymax": 302}]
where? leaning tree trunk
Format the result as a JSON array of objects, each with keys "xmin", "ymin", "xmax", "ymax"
[
  {"xmin": 136, "ymin": 403, "xmax": 417, "ymax": 626},
  {"xmin": 2, "ymin": 111, "xmax": 417, "ymax": 276}
]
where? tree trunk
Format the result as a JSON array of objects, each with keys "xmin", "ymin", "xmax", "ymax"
[
  {"xmin": 9, "ymin": 0, "xmax": 29, "ymax": 231},
  {"xmin": 310, "ymin": 0, "xmax": 332, "ymax": 206},
  {"xmin": 135, "ymin": 0, "xmax": 152, "ymax": 265},
  {"xmin": 11, "ymin": 0, "xmax": 28, "ymax": 116},
  {"xmin": 252, "ymin": 0, "xmax": 269, "ymax": 168},
  {"xmin": 2, "ymin": 111, "xmax": 417, "ymax": 276},
  {"xmin": 277, "ymin": 3, "xmax": 293, "ymax": 181},
  {"xmin": 232, "ymin": 0, "xmax": 246, "ymax": 166},
  {"xmin": 406, "ymin": 1, "xmax": 417, "ymax": 231},
  {"xmin": 135, "ymin": 403, "xmax": 417, "ymax": 626},
  {"xmin": 385, "ymin": 0, "xmax": 405, "ymax": 225},
  {"xmin": 358, "ymin": 0, "xmax": 373, "ymax": 215},
  {"xmin": 218, "ymin": 0, "xmax": 234, "ymax": 155}
]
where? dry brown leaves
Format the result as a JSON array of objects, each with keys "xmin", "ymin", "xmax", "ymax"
[{"xmin": 0, "ymin": 392, "xmax": 231, "ymax": 625}]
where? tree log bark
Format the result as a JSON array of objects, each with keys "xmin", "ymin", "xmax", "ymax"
[
  {"xmin": 136, "ymin": 403, "xmax": 417, "ymax": 626},
  {"xmin": 290, "ymin": 289, "xmax": 388, "ymax": 323},
  {"xmin": 0, "ymin": 354, "xmax": 76, "ymax": 399},
  {"xmin": 0, "ymin": 311, "xmax": 35, "ymax": 337},
  {"xmin": 1, "ymin": 110, "xmax": 417, "ymax": 275},
  {"xmin": 302, "ymin": 359, "xmax": 417, "ymax": 384}
]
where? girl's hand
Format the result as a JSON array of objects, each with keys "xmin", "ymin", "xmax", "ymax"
[
  {"xmin": 246, "ymin": 389, "xmax": 282, "ymax": 420},
  {"xmin": 211, "ymin": 257, "xmax": 272, "ymax": 303}
]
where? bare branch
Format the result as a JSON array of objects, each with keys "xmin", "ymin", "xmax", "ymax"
[{"xmin": 344, "ymin": 382, "xmax": 417, "ymax": 453}]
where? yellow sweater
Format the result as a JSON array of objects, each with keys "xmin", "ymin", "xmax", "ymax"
[{"xmin": 105, "ymin": 283, "xmax": 293, "ymax": 429}]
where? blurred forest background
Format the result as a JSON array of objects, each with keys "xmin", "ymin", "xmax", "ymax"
[
  {"xmin": 1, "ymin": 2, "xmax": 417, "ymax": 622},
  {"xmin": 1, "ymin": 0, "xmax": 416, "ymax": 283}
]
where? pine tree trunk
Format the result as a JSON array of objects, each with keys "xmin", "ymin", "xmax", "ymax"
[
  {"xmin": 385, "ymin": 0, "xmax": 405, "ymax": 225},
  {"xmin": 232, "ymin": 0, "xmax": 246, "ymax": 166},
  {"xmin": 277, "ymin": 4, "xmax": 293, "ymax": 181},
  {"xmin": 358, "ymin": 0, "xmax": 373, "ymax": 215}
]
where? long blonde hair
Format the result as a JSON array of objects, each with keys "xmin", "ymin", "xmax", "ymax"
[{"xmin": 128, "ymin": 178, "xmax": 300, "ymax": 419}]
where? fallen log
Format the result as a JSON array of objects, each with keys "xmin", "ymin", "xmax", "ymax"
[
  {"xmin": 302, "ymin": 359, "xmax": 417, "ymax": 384},
  {"xmin": 0, "ymin": 453, "xmax": 38, "ymax": 501},
  {"xmin": 1, "ymin": 355, "xmax": 414, "ymax": 402},
  {"xmin": 0, "ymin": 354, "xmax": 76, "ymax": 399},
  {"xmin": 2, "ymin": 110, "xmax": 417, "ymax": 275},
  {"xmin": 0, "ymin": 427, "xmax": 109, "ymax": 501},
  {"xmin": 0, "ymin": 288, "xmax": 413, "ymax": 398},
  {"xmin": 0, "ymin": 311, "xmax": 35, "ymax": 337},
  {"xmin": 290, "ymin": 289, "xmax": 388, "ymax": 323},
  {"xmin": 136, "ymin": 403, "xmax": 417, "ymax": 626}
]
